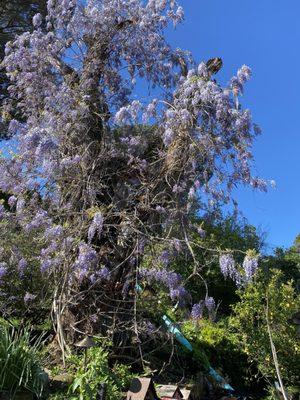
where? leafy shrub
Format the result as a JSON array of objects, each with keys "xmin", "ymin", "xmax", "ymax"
[
  {"xmin": 68, "ymin": 345, "xmax": 133, "ymax": 400},
  {"xmin": 231, "ymin": 269, "xmax": 300, "ymax": 389},
  {"xmin": 181, "ymin": 319, "xmax": 252, "ymax": 390},
  {"xmin": 0, "ymin": 322, "xmax": 47, "ymax": 398}
]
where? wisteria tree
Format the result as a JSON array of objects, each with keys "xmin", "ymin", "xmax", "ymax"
[{"xmin": 0, "ymin": 0, "xmax": 265, "ymax": 362}]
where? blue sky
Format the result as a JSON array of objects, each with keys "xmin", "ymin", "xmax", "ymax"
[{"xmin": 165, "ymin": 0, "xmax": 300, "ymax": 250}]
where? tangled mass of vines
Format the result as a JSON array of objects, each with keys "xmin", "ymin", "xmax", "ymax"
[{"xmin": 0, "ymin": 0, "xmax": 267, "ymax": 364}]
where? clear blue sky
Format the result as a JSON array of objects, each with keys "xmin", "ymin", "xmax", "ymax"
[{"xmin": 166, "ymin": 0, "xmax": 300, "ymax": 251}]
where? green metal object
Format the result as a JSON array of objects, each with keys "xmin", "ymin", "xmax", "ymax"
[{"xmin": 136, "ymin": 283, "xmax": 234, "ymax": 392}]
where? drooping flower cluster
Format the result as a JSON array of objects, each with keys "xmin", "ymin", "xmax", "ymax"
[
  {"xmin": 219, "ymin": 254, "xmax": 239, "ymax": 281},
  {"xmin": 140, "ymin": 267, "xmax": 175, "ymax": 284},
  {"xmin": 24, "ymin": 292, "xmax": 36, "ymax": 303},
  {"xmin": 191, "ymin": 302, "xmax": 203, "ymax": 320},
  {"xmin": 0, "ymin": 263, "xmax": 7, "ymax": 282},
  {"xmin": 219, "ymin": 253, "xmax": 259, "ymax": 286},
  {"xmin": 191, "ymin": 296, "xmax": 216, "ymax": 321},
  {"xmin": 18, "ymin": 258, "xmax": 27, "ymax": 276},
  {"xmin": 73, "ymin": 242, "xmax": 99, "ymax": 282},
  {"xmin": 88, "ymin": 212, "xmax": 104, "ymax": 244},
  {"xmin": 139, "ymin": 267, "xmax": 188, "ymax": 304},
  {"xmin": 205, "ymin": 296, "xmax": 215, "ymax": 313},
  {"xmin": 243, "ymin": 255, "xmax": 259, "ymax": 283}
]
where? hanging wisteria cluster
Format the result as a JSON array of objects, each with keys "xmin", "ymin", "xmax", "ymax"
[
  {"xmin": 0, "ymin": 0, "xmax": 265, "ymax": 353},
  {"xmin": 219, "ymin": 252, "xmax": 259, "ymax": 287},
  {"xmin": 191, "ymin": 296, "xmax": 216, "ymax": 321}
]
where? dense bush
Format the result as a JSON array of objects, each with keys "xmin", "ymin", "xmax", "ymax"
[
  {"xmin": 66, "ymin": 345, "xmax": 133, "ymax": 400},
  {"xmin": 45, "ymin": 342, "xmax": 134, "ymax": 399},
  {"xmin": 231, "ymin": 269, "xmax": 300, "ymax": 390},
  {"xmin": 181, "ymin": 319, "xmax": 253, "ymax": 391}
]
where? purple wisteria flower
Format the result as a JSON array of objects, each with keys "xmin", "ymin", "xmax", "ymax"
[
  {"xmin": 73, "ymin": 242, "xmax": 99, "ymax": 281},
  {"xmin": 160, "ymin": 249, "xmax": 171, "ymax": 266},
  {"xmin": 16, "ymin": 197, "xmax": 25, "ymax": 214},
  {"xmin": 8, "ymin": 119, "xmax": 20, "ymax": 133},
  {"xmin": 90, "ymin": 314, "xmax": 98, "ymax": 323},
  {"xmin": 173, "ymin": 239, "xmax": 182, "ymax": 253},
  {"xmin": 205, "ymin": 296, "xmax": 215, "ymax": 313},
  {"xmin": 144, "ymin": 321, "xmax": 156, "ymax": 335},
  {"xmin": 0, "ymin": 262, "xmax": 7, "ymax": 281},
  {"xmin": 197, "ymin": 226, "xmax": 206, "ymax": 238},
  {"xmin": 139, "ymin": 267, "xmax": 188, "ymax": 304},
  {"xmin": 230, "ymin": 76, "xmax": 243, "ymax": 96},
  {"xmin": 63, "ymin": 236, "xmax": 74, "ymax": 251},
  {"xmin": 191, "ymin": 302, "xmax": 203, "ymax": 320},
  {"xmin": 163, "ymin": 128, "xmax": 174, "ymax": 146},
  {"xmin": 115, "ymin": 107, "xmax": 131, "ymax": 125},
  {"xmin": 40, "ymin": 259, "xmax": 52, "ymax": 273},
  {"xmin": 170, "ymin": 285, "xmax": 188, "ymax": 302},
  {"xmin": 134, "ymin": 237, "xmax": 147, "ymax": 255},
  {"xmin": 78, "ymin": 243, "xmax": 98, "ymax": 265},
  {"xmin": 0, "ymin": 204, "xmax": 5, "ymax": 221},
  {"xmin": 8, "ymin": 196, "xmax": 17, "ymax": 208},
  {"xmin": 197, "ymin": 62, "xmax": 207, "ymax": 77},
  {"xmin": 237, "ymin": 65, "xmax": 252, "ymax": 84},
  {"xmin": 243, "ymin": 255, "xmax": 258, "ymax": 283},
  {"xmin": 142, "ymin": 99, "xmax": 157, "ymax": 122},
  {"xmin": 97, "ymin": 267, "xmax": 110, "ymax": 281},
  {"xmin": 32, "ymin": 13, "xmax": 43, "ymax": 28},
  {"xmin": 180, "ymin": 109, "xmax": 191, "ymax": 124},
  {"xmin": 88, "ymin": 212, "xmax": 104, "ymax": 244},
  {"xmin": 24, "ymin": 292, "xmax": 36, "ymax": 303},
  {"xmin": 41, "ymin": 241, "xmax": 58, "ymax": 257},
  {"xmin": 25, "ymin": 210, "xmax": 51, "ymax": 232},
  {"xmin": 18, "ymin": 258, "xmax": 27, "ymax": 276},
  {"xmin": 36, "ymin": 137, "xmax": 58, "ymax": 157},
  {"xmin": 45, "ymin": 225, "xmax": 63, "ymax": 239},
  {"xmin": 219, "ymin": 254, "xmax": 236, "ymax": 279},
  {"xmin": 90, "ymin": 266, "xmax": 111, "ymax": 284}
]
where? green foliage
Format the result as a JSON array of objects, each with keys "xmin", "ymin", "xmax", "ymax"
[
  {"xmin": 264, "ymin": 238, "xmax": 300, "ymax": 286},
  {"xmin": 68, "ymin": 346, "xmax": 133, "ymax": 400},
  {"xmin": 182, "ymin": 319, "xmax": 251, "ymax": 390},
  {"xmin": 231, "ymin": 269, "xmax": 300, "ymax": 388},
  {"xmin": 0, "ymin": 322, "xmax": 47, "ymax": 398}
]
